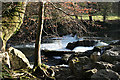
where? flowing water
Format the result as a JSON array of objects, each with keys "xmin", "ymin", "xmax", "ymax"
[{"xmin": 12, "ymin": 35, "xmax": 115, "ymax": 68}]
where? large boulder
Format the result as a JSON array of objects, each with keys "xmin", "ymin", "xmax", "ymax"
[
  {"xmin": 91, "ymin": 69, "xmax": 120, "ymax": 80},
  {"xmin": 66, "ymin": 42, "xmax": 77, "ymax": 50},
  {"xmin": 69, "ymin": 56, "xmax": 91, "ymax": 78},
  {"xmin": 66, "ymin": 40, "xmax": 97, "ymax": 50},
  {"xmin": 101, "ymin": 50, "xmax": 120, "ymax": 63},
  {"xmin": 7, "ymin": 47, "xmax": 30, "ymax": 70}
]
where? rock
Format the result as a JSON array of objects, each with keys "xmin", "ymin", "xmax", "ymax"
[
  {"xmin": 67, "ymin": 45, "xmax": 112, "ymax": 61},
  {"xmin": 93, "ymin": 46, "xmax": 112, "ymax": 53},
  {"xmin": 66, "ymin": 40, "xmax": 97, "ymax": 50},
  {"xmin": 91, "ymin": 61, "xmax": 113, "ymax": 70},
  {"xmin": 61, "ymin": 54, "xmax": 72, "ymax": 64},
  {"xmin": 83, "ymin": 50, "xmax": 94, "ymax": 57},
  {"xmin": 101, "ymin": 50, "xmax": 120, "ymax": 63},
  {"xmin": 53, "ymin": 67, "xmax": 71, "ymax": 80},
  {"xmin": 110, "ymin": 46, "xmax": 120, "ymax": 53},
  {"xmin": 69, "ymin": 56, "xmax": 91, "ymax": 78},
  {"xmin": 91, "ymin": 69, "xmax": 120, "ymax": 80},
  {"xmin": 83, "ymin": 69, "xmax": 97, "ymax": 79},
  {"xmin": 110, "ymin": 40, "xmax": 120, "ymax": 45},
  {"xmin": 82, "ymin": 46, "xmax": 112, "ymax": 58},
  {"xmin": 66, "ymin": 42, "xmax": 77, "ymax": 50},
  {"xmin": 112, "ymin": 61, "xmax": 120, "ymax": 73},
  {"xmin": 7, "ymin": 47, "xmax": 30, "ymax": 70},
  {"xmin": 92, "ymin": 47, "xmax": 101, "ymax": 52},
  {"xmin": 67, "ymin": 75, "xmax": 77, "ymax": 80},
  {"xmin": 82, "ymin": 63, "xmax": 92, "ymax": 70},
  {"xmin": 77, "ymin": 40, "xmax": 97, "ymax": 47},
  {"xmin": 90, "ymin": 52, "xmax": 101, "ymax": 62},
  {"xmin": 68, "ymin": 52, "xmax": 85, "ymax": 62},
  {"xmin": 68, "ymin": 50, "xmax": 94, "ymax": 62},
  {"xmin": 102, "ymin": 46, "xmax": 113, "ymax": 51},
  {"xmin": 71, "ymin": 56, "xmax": 91, "ymax": 66}
]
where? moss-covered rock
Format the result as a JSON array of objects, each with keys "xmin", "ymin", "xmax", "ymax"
[{"xmin": 91, "ymin": 69, "xmax": 120, "ymax": 80}]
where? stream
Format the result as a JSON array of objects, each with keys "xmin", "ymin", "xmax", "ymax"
[{"xmin": 12, "ymin": 35, "xmax": 116, "ymax": 68}]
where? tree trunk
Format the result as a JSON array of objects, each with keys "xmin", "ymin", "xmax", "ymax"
[
  {"xmin": 1, "ymin": 40, "xmax": 6, "ymax": 52},
  {"xmin": 103, "ymin": 10, "xmax": 107, "ymax": 22},
  {"xmin": 103, "ymin": 8, "xmax": 107, "ymax": 22},
  {"xmin": 103, "ymin": 15, "xmax": 106, "ymax": 22},
  {"xmin": 34, "ymin": 2, "xmax": 44, "ymax": 67},
  {"xmin": 1, "ymin": 2, "xmax": 27, "ymax": 52}
]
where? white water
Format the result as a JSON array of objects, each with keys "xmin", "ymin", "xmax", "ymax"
[
  {"xmin": 42, "ymin": 35, "xmax": 108, "ymax": 52},
  {"xmin": 73, "ymin": 46, "xmax": 94, "ymax": 52},
  {"xmin": 14, "ymin": 35, "xmax": 108, "ymax": 52},
  {"xmin": 53, "ymin": 56, "xmax": 62, "ymax": 59},
  {"xmin": 41, "ymin": 35, "xmax": 88, "ymax": 52},
  {"xmin": 57, "ymin": 64, "xmax": 69, "ymax": 67},
  {"xmin": 14, "ymin": 43, "xmax": 35, "ymax": 48},
  {"xmin": 41, "ymin": 35, "xmax": 79, "ymax": 50},
  {"xmin": 95, "ymin": 40, "xmax": 108, "ymax": 46}
]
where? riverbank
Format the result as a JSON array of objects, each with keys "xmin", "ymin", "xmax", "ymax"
[
  {"xmin": 7, "ymin": 20, "xmax": 120, "ymax": 45},
  {"xmin": 1, "ymin": 40, "xmax": 120, "ymax": 80}
]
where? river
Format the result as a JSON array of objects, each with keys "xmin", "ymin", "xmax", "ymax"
[{"xmin": 12, "ymin": 34, "xmax": 117, "ymax": 68}]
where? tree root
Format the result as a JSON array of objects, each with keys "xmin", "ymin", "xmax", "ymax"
[{"xmin": 33, "ymin": 65, "xmax": 55, "ymax": 80}]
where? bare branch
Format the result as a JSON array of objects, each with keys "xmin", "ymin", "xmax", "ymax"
[{"xmin": 50, "ymin": 2, "xmax": 89, "ymax": 34}]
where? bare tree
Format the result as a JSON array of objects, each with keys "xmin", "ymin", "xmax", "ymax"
[{"xmin": 34, "ymin": 2, "xmax": 44, "ymax": 67}]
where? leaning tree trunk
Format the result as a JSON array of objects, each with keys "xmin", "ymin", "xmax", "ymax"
[
  {"xmin": 1, "ymin": 2, "xmax": 27, "ymax": 52},
  {"xmin": 34, "ymin": 2, "xmax": 44, "ymax": 67}
]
